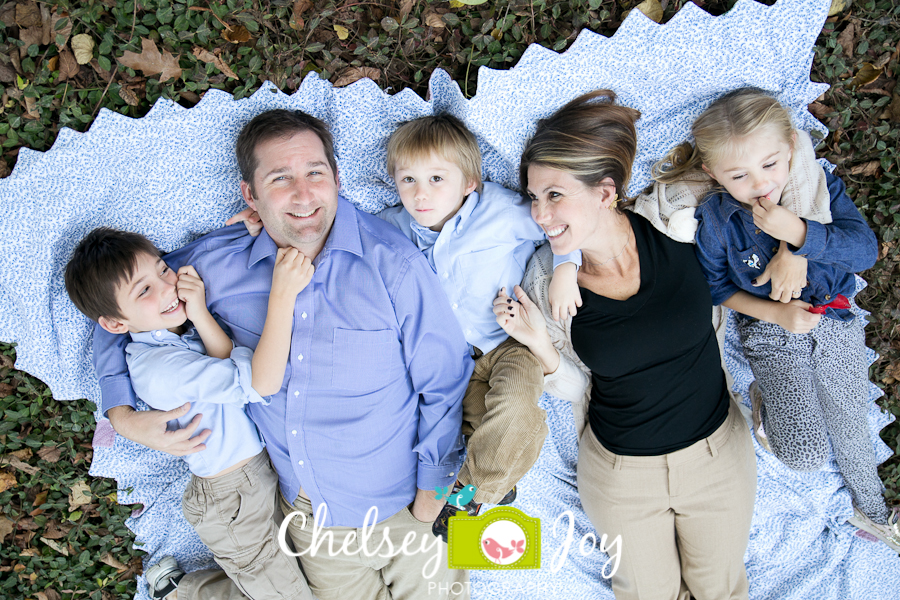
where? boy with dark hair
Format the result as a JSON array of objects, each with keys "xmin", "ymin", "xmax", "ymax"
[{"xmin": 66, "ymin": 227, "xmax": 313, "ymax": 600}]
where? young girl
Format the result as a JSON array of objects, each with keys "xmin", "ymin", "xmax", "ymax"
[{"xmin": 655, "ymin": 88, "xmax": 899, "ymax": 550}]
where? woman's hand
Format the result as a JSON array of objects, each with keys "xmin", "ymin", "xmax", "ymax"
[
  {"xmin": 494, "ymin": 285, "xmax": 560, "ymax": 375},
  {"xmin": 752, "ymin": 240, "xmax": 808, "ymax": 303},
  {"xmin": 226, "ymin": 208, "xmax": 263, "ymax": 236}
]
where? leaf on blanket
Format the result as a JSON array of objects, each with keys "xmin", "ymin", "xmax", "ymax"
[
  {"xmin": 192, "ymin": 47, "xmax": 238, "ymax": 79},
  {"xmin": 333, "ymin": 66, "xmax": 381, "ymax": 87},
  {"xmin": 634, "ymin": 0, "xmax": 664, "ymax": 23},
  {"xmin": 0, "ymin": 516, "xmax": 13, "ymax": 542},
  {"xmin": 290, "ymin": 0, "xmax": 311, "ymax": 30},
  {"xmin": 40, "ymin": 536, "xmax": 68, "ymax": 556},
  {"xmin": 100, "ymin": 553, "xmax": 128, "ymax": 571},
  {"xmin": 120, "ymin": 38, "xmax": 182, "ymax": 82},
  {"xmin": 0, "ymin": 471, "xmax": 16, "ymax": 494},
  {"xmin": 850, "ymin": 62, "xmax": 882, "ymax": 89},
  {"xmin": 67, "ymin": 480, "xmax": 91, "ymax": 510},
  {"xmin": 71, "ymin": 33, "xmax": 94, "ymax": 65},
  {"xmin": 828, "ymin": 0, "xmax": 851, "ymax": 17},
  {"xmin": 222, "ymin": 24, "xmax": 251, "ymax": 44}
]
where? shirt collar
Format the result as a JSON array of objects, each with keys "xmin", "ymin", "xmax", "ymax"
[
  {"xmin": 247, "ymin": 195, "xmax": 363, "ymax": 268},
  {"xmin": 719, "ymin": 194, "xmax": 749, "ymax": 221},
  {"xmin": 129, "ymin": 327, "xmax": 197, "ymax": 346}
]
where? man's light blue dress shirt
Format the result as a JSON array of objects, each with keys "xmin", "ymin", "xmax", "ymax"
[
  {"xmin": 94, "ymin": 197, "xmax": 474, "ymax": 526},
  {"xmin": 127, "ymin": 327, "xmax": 266, "ymax": 477},
  {"xmin": 378, "ymin": 182, "xmax": 577, "ymax": 355}
]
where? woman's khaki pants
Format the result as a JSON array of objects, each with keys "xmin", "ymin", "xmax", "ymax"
[{"xmin": 577, "ymin": 400, "xmax": 757, "ymax": 600}]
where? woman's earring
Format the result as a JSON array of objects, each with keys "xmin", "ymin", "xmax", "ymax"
[{"xmin": 609, "ymin": 193, "xmax": 619, "ymax": 210}]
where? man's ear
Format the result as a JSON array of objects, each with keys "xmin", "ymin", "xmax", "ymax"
[
  {"xmin": 334, "ymin": 165, "xmax": 341, "ymax": 191},
  {"xmin": 240, "ymin": 180, "xmax": 257, "ymax": 211},
  {"xmin": 98, "ymin": 315, "xmax": 129, "ymax": 335}
]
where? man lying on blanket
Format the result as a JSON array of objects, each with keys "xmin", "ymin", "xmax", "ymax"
[{"xmin": 93, "ymin": 109, "xmax": 474, "ymax": 600}]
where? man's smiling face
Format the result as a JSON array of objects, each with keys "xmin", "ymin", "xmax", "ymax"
[{"xmin": 240, "ymin": 130, "xmax": 339, "ymax": 258}]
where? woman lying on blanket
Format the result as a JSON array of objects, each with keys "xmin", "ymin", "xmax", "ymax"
[
  {"xmin": 494, "ymin": 90, "xmax": 768, "ymax": 600},
  {"xmin": 655, "ymin": 89, "xmax": 899, "ymax": 551}
]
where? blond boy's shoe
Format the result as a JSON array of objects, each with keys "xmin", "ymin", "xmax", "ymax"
[
  {"xmin": 848, "ymin": 505, "xmax": 900, "ymax": 553},
  {"xmin": 145, "ymin": 556, "xmax": 185, "ymax": 600},
  {"xmin": 748, "ymin": 381, "xmax": 771, "ymax": 452}
]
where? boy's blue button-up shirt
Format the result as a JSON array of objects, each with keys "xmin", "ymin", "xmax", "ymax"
[
  {"xmin": 694, "ymin": 169, "xmax": 877, "ymax": 322},
  {"xmin": 378, "ymin": 182, "xmax": 577, "ymax": 354},
  {"xmin": 127, "ymin": 327, "xmax": 266, "ymax": 477},
  {"xmin": 95, "ymin": 197, "xmax": 473, "ymax": 527}
]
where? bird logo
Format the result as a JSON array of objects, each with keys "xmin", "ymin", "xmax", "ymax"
[
  {"xmin": 743, "ymin": 253, "xmax": 761, "ymax": 270},
  {"xmin": 435, "ymin": 484, "xmax": 478, "ymax": 509},
  {"xmin": 482, "ymin": 537, "xmax": 525, "ymax": 562}
]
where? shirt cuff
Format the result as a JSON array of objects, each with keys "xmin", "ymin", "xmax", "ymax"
[
  {"xmin": 792, "ymin": 219, "xmax": 825, "ymax": 259},
  {"xmin": 544, "ymin": 354, "xmax": 589, "ymax": 403},
  {"xmin": 417, "ymin": 458, "xmax": 462, "ymax": 492},
  {"xmin": 230, "ymin": 346, "xmax": 269, "ymax": 405},
  {"xmin": 100, "ymin": 375, "xmax": 138, "ymax": 417},
  {"xmin": 710, "ymin": 282, "xmax": 742, "ymax": 307},
  {"xmin": 552, "ymin": 250, "xmax": 582, "ymax": 269}
]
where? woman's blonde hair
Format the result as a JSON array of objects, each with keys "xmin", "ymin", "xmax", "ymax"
[
  {"xmin": 387, "ymin": 114, "xmax": 483, "ymax": 191},
  {"xmin": 654, "ymin": 88, "xmax": 794, "ymax": 183},
  {"xmin": 519, "ymin": 90, "xmax": 641, "ymax": 212}
]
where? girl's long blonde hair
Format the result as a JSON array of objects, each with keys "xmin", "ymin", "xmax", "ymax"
[{"xmin": 653, "ymin": 88, "xmax": 794, "ymax": 184}]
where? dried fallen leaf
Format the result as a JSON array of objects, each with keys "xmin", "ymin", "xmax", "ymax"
[
  {"xmin": 808, "ymin": 101, "xmax": 832, "ymax": 120},
  {"xmin": 223, "ymin": 24, "xmax": 251, "ymax": 44},
  {"xmin": 15, "ymin": 2, "xmax": 42, "ymax": 28},
  {"xmin": 634, "ymin": 0, "xmax": 664, "ymax": 23},
  {"xmin": 9, "ymin": 449, "xmax": 31, "ymax": 461},
  {"xmin": 290, "ymin": 0, "xmax": 311, "ymax": 30},
  {"xmin": 120, "ymin": 38, "xmax": 183, "ymax": 82},
  {"xmin": 71, "ymin": 34, "xmax": 94, "ymax": 65},
  {"xmin": 192, "ymin": 47, "xmax": 238, "ymax": 80},
  {"xmin": 849, "ymin": 63, "xmax": 882, "ymax": 89},
  {"xmin": 100, "ymin": 553, "xmax": 128, "ymax": 571},
  {"xmin": 20, "ymin": 548, "xmax": 40, "ymax": 557},
  {"xmin": 334, "ymin": 24, "xmax": 350, "ymax": 40},
  {"xmin": 0, "ymin": 64, "xmax": 15, "ymax": 84},
  {"xmin": 40, "ymin": 537, "xmax": 68, "ymax": 556},
  {"xmin": 18, "ymin": 26, "xmax": 44, "ymax": 56},
  {"xmin": 828, "ymin": 0, "xmax": 851, "ymax": 17},
  {"xmin": 0, "ymin": 471, "xmax": 16, "ymax": 493},
  {"xmin": 42, "ymin": 521, "xmax": 71, "ymax": 540},
  {"xmin": 47, "ymin": 56, "xmax": 58, "ymax": 72},
  {"xmin": 37, "ymin": 446, "xmax": 61, "ymax": 463},
  {"xmin": 889, "ymin": 94, "xmax": 900, "ymax": 123},
  {"xmin": 400, "ymin": 0, "xmax": 415, "ymax": 22},
  {"xmin": 836, "ymin": 22, "xmax": 856, "ymax": 58},
  {"xmin": 40, "ymin": 4, "xmax": 52, "ymax": 45},
  {"xmin": 333, "ymin": 66, "xmax": 381, "ymax": 87},
  {"xmin": 50, "ymin": 10, "xmax": 73, "ymax": 51},
  {"xmin": 0, "ymin": 456, "xmax": 38, "ymax": 475},
  {"xmin": 0, "ymin": 516, "xmax": 13, "ymax": 542},
  {"xmin": 454, "ymin": 0, "xmax": 488, "ymax": 4},
  {"xmin": 68, "ymin": 480, "xmax": 92, "ymax": 510},
  {"xmin": 117, "ymin": 86, "xmax": 139, "ymax": 106},
  {"xmin": 848, "ymin": 161, "xmax": 880, "ymax": 177},
  {"xmin": 57, "ymin": 48, "xmax": 79, "ymax": 80},
  {"xmin": 424, "ymin": 11, "xmax": 446, "ymax": 29}
]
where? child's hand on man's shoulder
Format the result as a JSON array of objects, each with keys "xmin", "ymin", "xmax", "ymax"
[{"xmin": 176, "ymin": 265, "xmax": 210, "ymax": 321}]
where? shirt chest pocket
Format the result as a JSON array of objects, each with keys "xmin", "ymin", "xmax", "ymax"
[
  {"xmin": 459, "ymin": 246, "xmax": 518, "ymax": 299},
  {"xmin": 331, "ymin": 328, "xmax": 396, "ymax": 392}
]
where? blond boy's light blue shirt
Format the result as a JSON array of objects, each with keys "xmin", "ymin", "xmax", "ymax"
[{"xmin": 378, "ymin": 182, "xmax": 577, "ymax": 355}]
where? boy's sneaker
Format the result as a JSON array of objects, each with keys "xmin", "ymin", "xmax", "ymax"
[
  {"xmin": 497, "ymin": 486, "xmax": 517, "ymax": 505},
  {"xmin": 748, "ymin": 382, "xmax": 771, "ymax": 452},
  {"xmin": 848, "ymin": 505, "xmax": 900, "ymax": 553},
  {"xmin": 145, "ymin": 556, "xmax": 185, "ymax": 600}
]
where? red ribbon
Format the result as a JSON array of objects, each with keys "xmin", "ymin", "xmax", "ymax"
[{"xmin": 807, "ymin": 294, "xmax": 851, "ymax": 314}]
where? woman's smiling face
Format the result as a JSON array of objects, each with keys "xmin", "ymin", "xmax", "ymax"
[{"xmin": 527, "ymin": 165, "xmax": 614, "ymax": 255}]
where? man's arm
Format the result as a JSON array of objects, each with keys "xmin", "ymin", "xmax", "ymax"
[{"xmin": 393, "ymin": 253, "xmax": 473, "ymax": 522}]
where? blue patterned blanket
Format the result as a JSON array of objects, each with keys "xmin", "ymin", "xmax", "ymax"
[{"xmin": 1, "ymin": 0, "xmax": 898, "ymax": 597}]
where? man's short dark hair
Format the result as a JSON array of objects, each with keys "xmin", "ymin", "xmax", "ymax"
[
  {"xmin": 65, "ymin": 227, "xmax": 161, "ymax": 323},
  {"xmin": 235, "ymin": 109, "xmax": 338, "ymax": 194}
]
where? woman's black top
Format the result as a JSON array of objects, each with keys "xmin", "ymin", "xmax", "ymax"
[{"xmin": 571, "ymin": 212, "xmax": 729, "ymax": 456}]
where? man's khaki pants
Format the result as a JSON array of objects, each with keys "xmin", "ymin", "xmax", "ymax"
[
  {"xmin": 278, "ymin": 494, "xmax": 470, "ymax": 600},
  {"xmin": 577, "ymin": 400, "xmax": 757, "ymax": 600},
  {"xmin": 458, "ymin": 337, "xmax": 548, "ymax": 504}
]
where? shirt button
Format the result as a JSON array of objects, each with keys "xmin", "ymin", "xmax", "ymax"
[
  {"xmin": 771, "ymin": 247, "xmax": 778, "ymax": 253},
  {"xmin": 452, "ymin": 303, "xmax": 458, "ymax": 309},
  {"xmin": 443, "ymin": 272, "xmax": 449, "ymax": 279},
  {"xmin": 301, "ymin": 312, "xmax": 307, "ymax": 319},
  {"xmin": 297, "ymin": 354, "xmax": 303, "ymax": 361},
  {"xmin": 292, "ymin": 430, "xmax": 297, "ymax": 435},
  {"xmin": 755, "ymin": 228, "xmax": 761, "ymax": 234},
  {"xmin": 294, "ymin": 391, "xmax": 299, "ymax": 397},
  {"xmin": 298, "ymin": 460, "xmax": 304, "ymax": 466},
  {"xmin": 825, "ymin": 294, "xmax": 832, "ymax": 300},
  {"xmin": 449, "ymin": 472, "xmax": 455, "ymax": 476}
]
